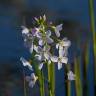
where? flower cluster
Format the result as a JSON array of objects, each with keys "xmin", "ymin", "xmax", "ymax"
[
  {"xmin": 20, "ymin": 15, "xmax": 75, "ymax": 88},
  {"xmin": 20, "ymin": 57, "xmax": 38, "ymax": 88}
]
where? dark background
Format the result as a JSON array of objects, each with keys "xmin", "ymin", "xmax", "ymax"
[{"xmin": 0, "ymin": 0, "xmax": 95, "ymax": 96}]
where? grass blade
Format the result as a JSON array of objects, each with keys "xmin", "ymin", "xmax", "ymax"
[
  {"xmin": 88, "ymin": 0, "xmax": 96, "ymax": 83},
  {"xmin": 74, "ymin": 57, "xmax": 83, "ymax": 96}
]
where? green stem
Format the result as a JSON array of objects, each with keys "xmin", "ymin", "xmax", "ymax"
[
  {"xmin": 39, "ymin": 70, "xmax": 45, "ymax": 96},
  {"xmin": 47, "ymin": 62, "xmax": 55, "ymax": 96},
  {"xmin": 47, "ymin": 63, "xmax": 52, "ymax": 96},
  {"xmin": 31, "ymin": 54, "xmax": 45, "ymax": 96},
  {"xmin": 35, "ymin": 68, "xmax": 45, "ymax": 96},
  {"xmin": 23, "ymin": 70, "xmax": 27, "ymax": 96},
  {"xmin": 88, "ymin": 0, "xmax": 96, "ymax": 83},
  {"xmin": 74, "ymin": 57, "xmax": 83, "ymax": 96},
  {"xmin": 50, "ymin": 62, "xmax": 55, "ymax": 96},
  {"xmin": 66, "ymin": 64, "xmax": 71, "ymax": 96},
  {"xmin": 41, "ymin": 70, "xmax": 45, "ymax": 96},
  {"xmin": 67, "ymin": 82, "xmax": 71, "ymax": 96}
]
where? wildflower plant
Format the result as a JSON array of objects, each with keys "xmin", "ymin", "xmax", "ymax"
[{"xmin": 20, "ymin": 15, "xmax": 75, "ymax": 96}]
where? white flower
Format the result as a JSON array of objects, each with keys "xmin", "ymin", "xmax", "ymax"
[
  {"xmin": 29, "ymin": 42, "xmax": 34, "ymax": 53},
  {"xmin": 56, "ymin": 38, "xmax": 71, "ymax": 49},
  {"xmin": 54, "ymin": 24, "xmax": 63, "ymax": 37},
  {"xmin": 34, "ymin": 45, "xmax": 51, "ymax": 70},
  {"xmin": 43, "ymin": 14, "xmax": 46, "ymax": 21},
  {"xmin": 51, "ymin": 56, "xmax": 68, "ymax": 70},
  {"xmin": 21, "ymin": 26, "xmax": 29, "ymax": 34},
  {"xmin": 25, "ymin": 73, "xmax": 38, "ymax": 88},
  {"xmin": 37, "ymin": 30, "xmax": 54, "ymax": 46},
  {"xmin": 38, "ymin": 63, "xmax": 44, "ymax": 70},
  {"xmin": 67, "ymin": 71, "xmax": 75, "ymax": 80},
  {"xmin": 20, "ymin": 57, "xmax": 33, "ymax": 71},
  {"xmin": 34, "ymin": 15, "xmax": 46, "ymax": 22},
  {"xmin": 23, "ymin": 31, "xmax": 35, "ymax": 54},
  {"xmin": 38, "ymin": 59, "xmax": 51, "ymax": 70},
  {"xmin": 56, "ymin": 38, "xmax": 71, "ymax": 57},
  {"xmin": 21, "ymin": 27, "xmax": 40, "ymax": 54},
  {"xmin": 34, "ymin": 45, "xmax": 51, "ymax": 61},
  {"xmin": 31, "ymin": 28, "xmax": 39, "ymax": 36}
]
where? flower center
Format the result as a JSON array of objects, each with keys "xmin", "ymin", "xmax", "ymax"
[{"xmin": 58, "ymin": 57, "xmax": 62, "ymax": 62}]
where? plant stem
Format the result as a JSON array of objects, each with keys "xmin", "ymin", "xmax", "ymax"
[
  {"xmin": 66, "ymin": 64, "xmax": 71, "ymax": 96},
  {"xmin": 47, "ymin": 63, "xmax": 52, "ymax": 96},
  {"xmin": 67, "ymin": 81, "xmax": 71, "ymax": 96},
  {"xmin": 23, "ymin": 70, "xmax": 27, "ymax": 96},
  {"xmin": 38, "ymin": 71, "xmax": 44, "ymax": 96},
  {"xmin": 88, "ymin": 0, "xmax": 96, "ymax": 83},
  {"xmin": 50, "ymin": 62, "xmax": 55, "ymax": 96},
  {"xmin": 41, "ymin": 70, "xmax": 45, "ymax": 96},
  {"xmin": 31, "ymin": 54, "xmax": 45, "ymax": 96},
  {"xmin": 74, "ymin": 57, "xmax": 83, "ymax": 96},
  {"xmin": 34, "ymin": 67, "xmax": 45, "ymax": 96}
]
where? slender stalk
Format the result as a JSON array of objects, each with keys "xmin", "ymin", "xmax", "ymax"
[
  {"xmin": 38, "ymin": 70, "xmax": 45, "ymax": 96},
  {"xmin": 41, "ymin": 70, "xmax": 45, "ymax": 96},
  {"xmin": 85, "ymin": 40, "xmax": 95, "ymax": 96},
  {"xmin": 23, "ymin": 70, "xmax": 27, "ymax": 96},
  {"xmin": 35, "ymin": 67, "xmax": 45, "ymax": 96},
  {"xmin": 34, "ymin": 67, "xmax": 45, "ymax": 96},
  {"xmin": 67, "ymin": 64, "xmax": 71, "ymax": 96},
  {"xmin": 67, "ymin": 81, "xmax": 71, "ymax": 96},
  {"xmin": 47, "ymin": 63, "xmax": 52, "ymax": 96},
  {"xmin": 50, "ymin": 62, "xmax": 55, "ymax": 96},
  {"xmin": 38, "ymin": 71, "xmax": 43, "ymax": 96},
  {"xmin": 47, "ymin": 62, "xmax": 55, "ymax": 96},
  {"xmin": 31, "ymin": 54, "xmax": 45, "ymax": 96},
  {"xmin": 88, "ymin": 0, "xmax": 96, "ymax": 83},
  {"xmin": 84, "ymin": 41, "xmax": 89, "ymax": 96},
  {"xmin": 85, "ymin": 41, "xmax": 89, "ymax": 74},
  {"xmin": 74, "ymin": 57, "xmax": 83, "ymax": 96}
]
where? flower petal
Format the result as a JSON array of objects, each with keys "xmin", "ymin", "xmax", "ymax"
[
  {"xmin": 22, "ymin": 27, "xmax": 29, "ymax": 34},
  {"xmin": 39, "ymin": 39, "xmax": 45, "ymax": 46},
  {"xmin": 44, "ymin": 53, "xmax": 50, "ymax": 60},
  {"xmin": 35, "ymin": 54, "xmax": 42, "ymax": 61},
  {"xmin": 20, "ymin": 57, "xmax": 33, "ymax": 70},
  {"xmin": 58, "ymin": 62, "xmax": 62, "ymax": 70},
  {"xmin": 51, "ymin": 56, "xmax": 58, "ymax": 62},
  {"xmin": 56, "ymin": 24, "xmax": 63, "ymax": 31},
  {"xmin": 29, "ymin": 43, "xmax": 34, "ymax": 53},
  {"xmin": 38, "ymin": 63, "xmax": 44, "ymax": 70},
  {"xmin": 67, "ymin": 71, "xmax": 75, "ymax": 80},
  {"xmin": 55, "ymin": 30, "xmax": 60, "ymax": 37},
  {"xmin": 25, "ymin": 76, "xmax": 31, "ymax": 82},
  {"xmin": 59, "ymin": 49, "xmax": 64, "ymax": 57},
  {"xmin": 43, "ymin": 14, "xmax": 46, "ymax": 21},
  {"xmin": 48, "ymin": 60, "xmax": 51, "ymax": 65},
  {"xmin": 61, "ymin": 57, "xmax": 68, "ymax": 64},
  {"xmin": 62, "ymin": 38, "xmax": 71, "ymax": 47},
  {"xmin": 55, "ymin": 24, "xmax": 63, "ymax": 37},
  {"xmin": 31, "ymin": 28, "xmax": 40, "ymax": 35},
  {"xmin": 56, "ymin": 43, "xmax": 59, "ymax": 49},
  {"xmin": 31, "ymin": 73, "xmax": 38, "ymax": 81},
  {"xmin": 31, "ymin": 73, "xmax": 35, "ymax": 79},
  {"xmin": 44, "ymin": 45, "xmax": 50, "ymax": 52},
  {"xmin": 63, "ymin": 47, "xmax": 68, "ymax": 56},
  {"xmin": 46, "ymin": 37, "xmax": 54, "ymax": 44},
  {"xmin": 59, "ymin": 46, "xmax": 63, "ymax": 50},
  {"xmin": 46, "ymin": 30, "xmax": 51, "ymax": 37},
  {"xmin": 34, "ymin": 45, "xmax": 43, "ymax": 53},
  {"xmin": 36, "ymin": 32, "xmax": 42, "ymax": 38},
  {"xmin": 29, "ymin": 81, "xmax": 35, "ymax": 88}
]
